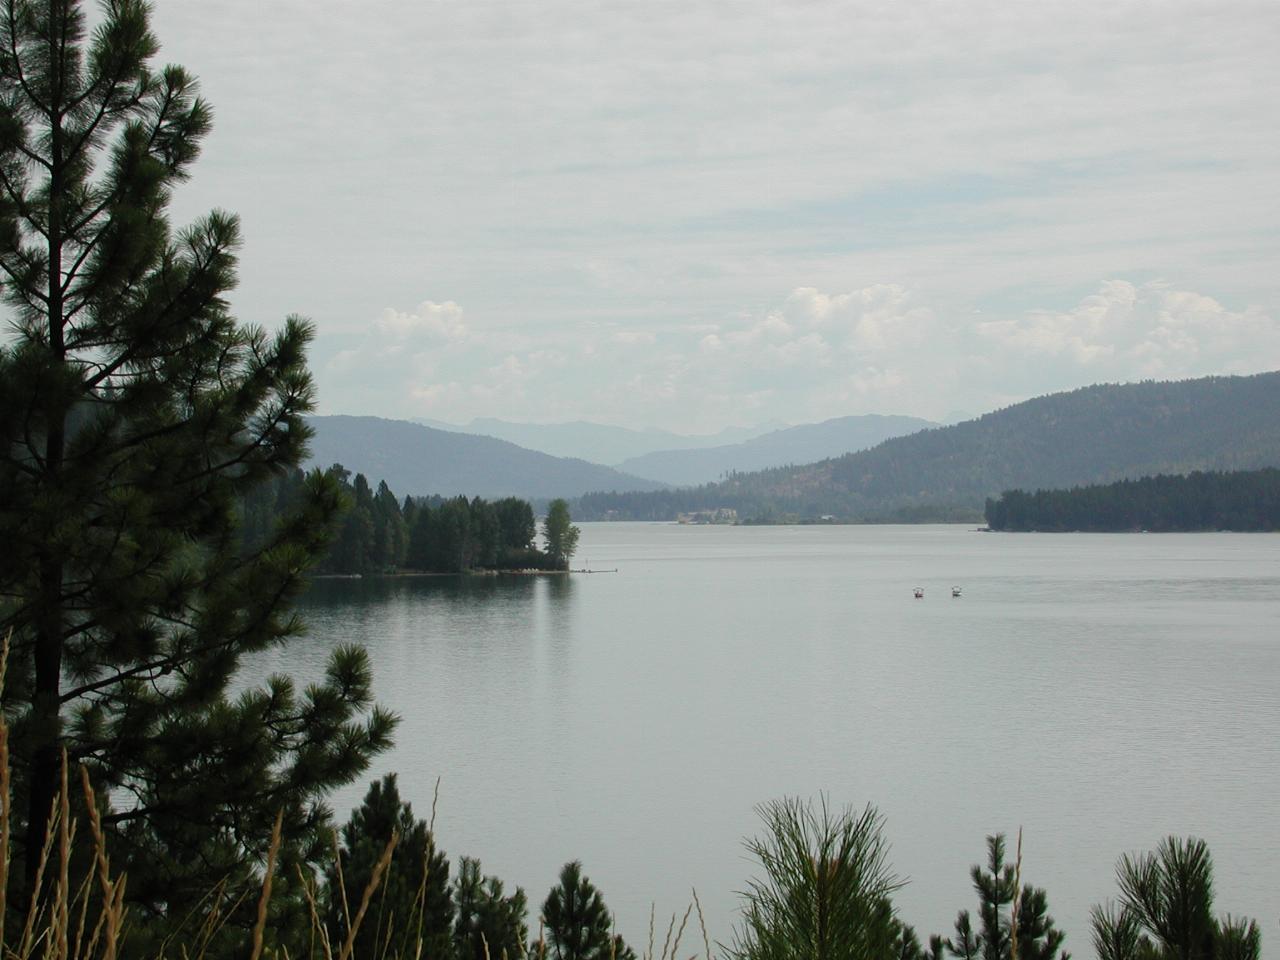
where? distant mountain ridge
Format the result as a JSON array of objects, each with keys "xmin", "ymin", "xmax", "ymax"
[
  {"xmin": 573, "ymin": 372, "xmax": 1280, "ymax": 520},
  {"xmin": 305, "ymin": 416, "xmax": 666, "ymax": 500},
  {"xmin": 412, "ymin": 417, "xmax": 776, "ymax": 465},
  {"xmin": 616, "ymin": 414, "xmax": 938, "ymax": 486}
]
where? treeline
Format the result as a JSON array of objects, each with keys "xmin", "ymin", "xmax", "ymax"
[
  {"xmin": 572, "ymin": 480, "xmax": 977, "ymax": 524},
  {"xmin": 985, "ymin": 468, "xmax": 1280, "ymax": 532},
  {"xmin": 242, "ymin": 464, "xmax": 555, "ymax": 574}
]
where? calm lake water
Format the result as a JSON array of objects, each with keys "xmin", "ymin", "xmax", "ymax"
[{"xmin": 284, "ymin": 523, "xmax": 1280, "ymax": 956}]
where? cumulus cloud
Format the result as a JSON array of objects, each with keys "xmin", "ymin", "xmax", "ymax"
[
  {"xmin": 978, "ymin": 280, "xmax": 1279, "ymax": 378},
  {"xmin": 373, "ymin": 301, "xmax": 467, "ymax": 341},
  {"xmin": 782, "ymin": 285, "xmax": 933, "ymax": 354}
]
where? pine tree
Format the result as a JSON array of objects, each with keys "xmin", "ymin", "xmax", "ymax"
[
  {"xmin": 945, "ymin": 836, "xmax": 1068, "ymax": 960},
  {"xmin": 542, "ymin": 499, "xmax": 580, "ymax": 570},
  {"xmin": 374, "ymin": 480, "xmax": 408, "ymax": 570},
  {"xmin": 495, "ymin": 497, "xmax": 536, "ymax": 553},
  {"xmin": 728, "ymin": 797, "xmax": 904, "ymax": 960},
  {"xmin": 540, "ymin": 861, "xmax": 636, "ymax": 960},
  {"xmin": 454, "ymin": 858, "xmax": 528, "ymax": 960},
  {"xmin": 327, "ymin": 774, "xmax": 454, "ymax": 960},
  {"xmin": 0, "ymin": 0, "xmax": 395, "ymax": 936},
  {"xmin": 1090, "ymin": 837, "xmax": 1261, "ymax": 960}
]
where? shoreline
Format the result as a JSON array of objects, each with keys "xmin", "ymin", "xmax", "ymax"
[{"xmin": 310, "ymin": 567, "xmax": 612, "ymax": 580}]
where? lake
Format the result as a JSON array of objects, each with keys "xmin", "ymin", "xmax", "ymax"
[{"xmin": 285, "ymin": 523, "xmax": 1280, "ymax": 956}]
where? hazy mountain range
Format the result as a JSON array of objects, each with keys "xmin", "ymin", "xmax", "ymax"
[
  {"xmin": 310, "ymin": 413, "xmax": 933, "ymax": 496},
  {"xmin": 306, "ymin": 416, "xmax": 665, "ymax": 500},
  {"xmin": 573, "ymin": 372, "xmax": 1280, "ymax": 521},
  {"xmin": 615, "ymin": 414, "xmax": 937, "ymax": 486},
  {"xmin": 412, "ymin": 417, "xmax": 777, "ymax": 465}
]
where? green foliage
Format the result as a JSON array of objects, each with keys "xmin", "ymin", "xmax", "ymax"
[
  {"xmin": 0, "ymin": 0, "xmax": 392, "ymax": 940},
  {"xmin": 327, "ymin": 774, "xmax": 453, "ymax": 960},
  {"xmin": 893, "ymin": 922, "xmax": 947, "ymax": 960},
  {"xmin": 542, "ymin": 499, "xmax": 581, "ymax": 570},
  {"xmin": 454, "ymin": 857, "xmax": 529, "ymax": 960},
  {"xmin": 945, "ymin": 836, "xmax": 1068, "ymax": 960},
  {"xmin": 1090, "ymin": 837, "xmax": 1261, "ymax": 960},
  {"xmin": 985, "ymin": 469, "xmax": 1280, "ymax": 532},
  {"xmin": 407, "ymin": 494, "xmax": 548, "ymax": 573},
  {"xmin": 728, "ymin": 797, "xmax": 904, "ymax": 960},
  {"xmin": 243, "ymin": 467, "xmax": 550, "ymax": 574},
  {"xmin": 495, "ymin": 496, "xmax": 538, "ymax": 553},
  {"xmin": 539, "ymin": 861, "xmax": 636, "ymax": 960}
]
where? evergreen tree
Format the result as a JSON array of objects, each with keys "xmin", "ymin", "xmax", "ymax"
[
  {"xmin": 470, "ymin": 496, "xmax": 501, "ymax": 568},
  {"xmin": 495, "ymin": 497, "xmax": 537, "ymax": 552},
  {"xmin": 891, "ymin": 916, "xmax": 946, "ymax": 960},
  {"xmin": 374, "ymin": 480, "xmax": 408, "ymax": 570},
  {"xmin": 945, "ymin": 836, "xmax": 1067, "ymax": 960},
  {"xmin": 454, "ymin": 858, "xmax": 529, "ymax": 960},
  {"xmin": 540, "ymin": 861, "xmax": 635, "ymax": 960},
  {"xmin": 407, "ymin": 500, "xmax": 435, "ymax": 570},
  {"xmin": 542, "ymin": 499, "xmax": 581, "ymax": 570},
  {"xmin": 1090, "ymin": 837, "xmax": 1261, "ymax": 960},
  {"xmin": 0, "ymin": 0, "xmax": 394, "ymax": 935},
  {"xmin": 435, "ymin": 497, "xmax": 474, "ymax": 572},
  {"xmin": 327, "ymin": 774, "xmax": 454, "ymax": 960},
  {"xmin": 728, "ymin": 797, "xmax": 904, "ymax": 960}
]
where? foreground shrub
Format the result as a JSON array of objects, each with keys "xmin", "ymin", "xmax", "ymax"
[
  {"xmin": 727, "ymin": 796, "xmax": 904, "ymax": 960},
  {"xmin": 538, "ymin": 860, "xmax": 636, "ymax": 960},
  {"xmin": 1090, "ymin": 836, "xmax": 1260, "ymax": 960}
]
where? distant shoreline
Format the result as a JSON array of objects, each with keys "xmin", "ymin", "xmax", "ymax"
[{"xmin": 311, "ymin": 568, "xmax": 574, "ymax": 580}]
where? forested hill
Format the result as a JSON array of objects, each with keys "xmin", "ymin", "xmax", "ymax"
[
  {"xmin": 307, "ymin": 416, "xmax": 665, "ymax": 499},
  {"xmin": 573, "ymin": 372, "xmax": 1280, "ymax": 521}
]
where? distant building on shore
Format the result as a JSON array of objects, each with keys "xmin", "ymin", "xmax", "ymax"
[{"xmin": 677, "ymin": 508, "xmax": 738, "ymax": 525}]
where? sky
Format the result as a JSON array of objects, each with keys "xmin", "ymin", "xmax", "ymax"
[{"xmin": 142, "ymin": 0, "xmax": 1280, "ymax": 432}]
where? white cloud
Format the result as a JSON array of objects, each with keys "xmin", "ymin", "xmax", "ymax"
[
  {"xmin": 613, "ymin": 330, "xmax": 656, "ymax": 346},
  {"xmin": 978, "ymin": 280, "xmax": 1278, "ymax": 377},
  {"xmin": 373, "ymin": 301, "xmax": 467, "ymax": 341}
]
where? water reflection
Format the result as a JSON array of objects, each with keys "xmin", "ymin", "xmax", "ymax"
[
  {"xmin": 295, "ymin": 574, "xmax": 580, "ymax": 671},
  {"xmin": 301, "ymin": 573, "xmax": 544, "ymax": 608}
]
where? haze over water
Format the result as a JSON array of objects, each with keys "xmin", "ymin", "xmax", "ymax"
[{"xmin": 288, "ymin": 523, "xmax": 1280, "ymax": 956}]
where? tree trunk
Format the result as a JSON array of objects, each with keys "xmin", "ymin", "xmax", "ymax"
[{"xmin": 24, "ymin": 93, "xmax": 67, "ymax": 903}]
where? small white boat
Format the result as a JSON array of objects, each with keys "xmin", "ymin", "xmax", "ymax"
[
  {"xmin": 952, "ymin": 586, "xmax": 962, "ymax": 598},
  {"xmin": 913, "ymin": 587, "xmax": 924, "ymax": 599}
]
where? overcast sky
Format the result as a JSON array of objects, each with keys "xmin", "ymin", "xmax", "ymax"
[{"xmin": 145, "ymin": 0, "xmax": 1279, "ymax": 432}]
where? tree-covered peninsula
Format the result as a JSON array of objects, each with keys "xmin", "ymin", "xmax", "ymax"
[
  {"xmin": 985, "ymin": 469, "xmax": 1280, "ymax": 532},
  {"xmin": 242, "ymin": 465, "xmax": 579, "ymax": 573}
]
